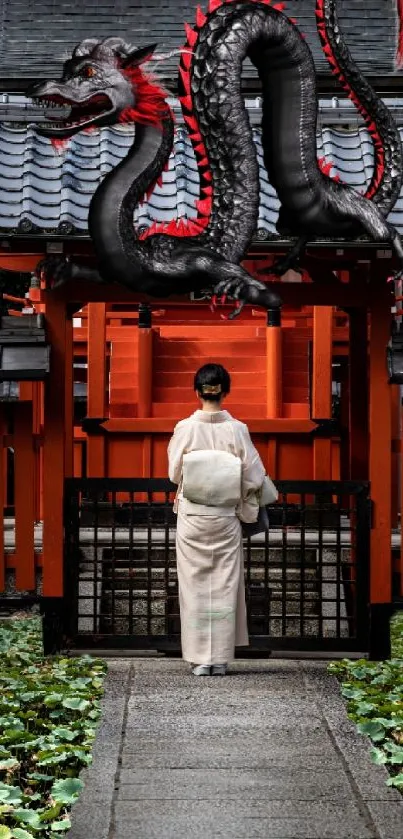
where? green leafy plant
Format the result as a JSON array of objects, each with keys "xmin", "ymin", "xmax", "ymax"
[
  {"xmin": 0, "ymin": 617, "xmax": 106, "ymax": 836},
  {"xmin": 329, "ymin": 611, "xmax": 403, "ymax": 789}
]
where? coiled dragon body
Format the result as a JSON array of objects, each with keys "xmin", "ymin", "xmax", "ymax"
[{"xmin": 32, "ymin": 0, "xmax": 403, "ymax": 315}]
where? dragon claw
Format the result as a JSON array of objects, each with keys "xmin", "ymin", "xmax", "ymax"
[
  {"xmin": 228, "ymin": 299, "xmax": 245, "ymax": 320},
  {"xmin": 209, "ymin": 294, "xmax": 218, "ymax": 313},
  {"xmin": 212, "ymin": 271, "xmax": 281, "ymax": 319}
]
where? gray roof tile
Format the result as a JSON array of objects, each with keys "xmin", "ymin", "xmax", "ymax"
[
  {"xmin": 0, "ymin": 96, "xmax": 403, "ymax": 236},
  {"xmin": 0, "ymin": 0, "xmax": 399, "ymax": 81}
]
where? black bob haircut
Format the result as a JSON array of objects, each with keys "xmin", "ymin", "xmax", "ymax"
[{"xmin": 194, "ymin": 363, "xmax": 231, "ymax": 403}]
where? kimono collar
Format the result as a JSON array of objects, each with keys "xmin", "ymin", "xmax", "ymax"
[{"xmin": 192, "ymin": 409, "xmax": 233, "ymax": 424}]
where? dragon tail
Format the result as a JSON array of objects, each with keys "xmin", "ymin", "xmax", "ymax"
[{"xmin": 316, "ymin": 0, "xmax": 402, "ymax": 215}]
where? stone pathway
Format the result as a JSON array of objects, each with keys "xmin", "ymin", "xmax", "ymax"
[{"xmin": 68, "ymin": 659, "xmax": 403, "ymax": 839}]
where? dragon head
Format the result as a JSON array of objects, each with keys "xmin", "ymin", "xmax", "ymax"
[{"xmin": 30, "ymin": 37, "xmax": 166, "ymax": 139}]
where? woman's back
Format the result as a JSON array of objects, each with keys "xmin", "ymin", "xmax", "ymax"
[
  {"xmin": 167, "ymin": 363, "xmax": 266, "ymax": 676},
  {"xmin": 169, "ymin": 409, "xmax": 258, "ymax": 481},
  {"xmin": 168, "ymin": 408, "xmax": 265, "ymax": 522}
]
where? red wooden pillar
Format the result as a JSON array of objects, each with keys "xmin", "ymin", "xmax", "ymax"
[
  {"xmin": 348, "ymin": 308, "xmax": 369, "ymax": 480},
  {"xmin": 65, "ymin": 316, "xmax": 74, "ymax": 480},
  {"xmin": 338, "ymin": 357, "xmax": 350, "ymax": 481},
  {"xmin": 267, "ymin": 439, "xmax": 278, "ymax": 479},
  {"xmin": 0, "ymin": 408, "xmax": 5, "ymax": 592},
  {"xmin": 390, "ymin": 384, "xmax": 400, "ymax": 529},
  {"xmin": 266, "ymin": 308, "xmax": 281, "ymax": 478},
  {"xmin": 87, "ymin": 303, "xmax": 107, "ymax": 477},
  {"xmin": 42, "ymin": 295, "xmax": 73, "ymax": 597},
  {"xmin": 369, "ymin": 281, "xmax": 392, "ymax": 605},
  {"xmin": 312, "ymin": 306, "xmax": 333, "ymax": 479},
  {"xmin": 137, "ymin": 305, "xmax": 153, "ymax": 493},
  {"xmin": 137, "ymin": 304, "xmax": 153, "ymax": 419},
  {"xmin": 266, "ymin": 308, "xmax": 282, "ymax": 418},
  {"xmin": 32, "ymin": 382, "xmax": 43, "ymax": 522},
  {"xmin": 14, "ymin": 400, "xmax": 35, "ymax": 591},
  {"xmin": 400, "ymin": 400, "xmax": 403, "ymax": 596}
]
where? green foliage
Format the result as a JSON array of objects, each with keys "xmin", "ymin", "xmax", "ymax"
[
  {"xmin": 329, "ymin": 611, "xmax": 403, "ymax": 790},
  {"xmin": 391, "ymin": 612, "xmax": 403, "ymax": 660},
  {"xmin": 0, "ymin": 618, "xmax": 106, "ymax": 836}
]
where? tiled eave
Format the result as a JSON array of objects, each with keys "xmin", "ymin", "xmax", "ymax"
[{"xmin": 0, "ymin": 96, "xmax": 402, "ymax": 241}]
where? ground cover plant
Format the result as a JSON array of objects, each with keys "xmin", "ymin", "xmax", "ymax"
[
  {"xmin": 0, "ymin": 617, "xmax": 107, "ymax": 837},
  {"xmin": 329, "ymin": 611, "xmax": 403, "ymax": 790}
]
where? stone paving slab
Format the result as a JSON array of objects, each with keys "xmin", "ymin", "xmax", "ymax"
[
  {"xmin": 124, "ymin": 717, "xmax": 326, "ymax": 737},
  {"xmin": 117, "ymin": 766, "xmax": 353, "ymax": 800},
  {"xmin": 121, "ymin": 735, "xmax": 340, "ymax": 769},
  {"xmin": 364, "ymin": 801, "xmax": 403, "ymax": 839},
  {"xmin": 113, "ymin": 799, "xmax": 375, "ymax": 839},
  {"xmin": 122, "ymin": 727, "xmax": 336, "ymax": 751},
  {"xmin": 127, "ymin": 696, "xmax": 324, "ymax": 719},
  {"xmin": 68, "ymin": 658, "xmax": 403, "ymax": 839}
]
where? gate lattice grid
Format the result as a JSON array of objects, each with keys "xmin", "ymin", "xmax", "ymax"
[{"xmin": 64, "ymin": 479, "xmax": 370, "ymax": 652}]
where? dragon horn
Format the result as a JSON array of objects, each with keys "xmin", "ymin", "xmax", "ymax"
[{"xmin": 122, "ymin": 44, "xmax": 158, "ymax": 67}]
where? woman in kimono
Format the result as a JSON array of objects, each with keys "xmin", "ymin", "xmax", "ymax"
[{"xmin": 167, "ymin": 363, "xmax": 266, "ymax": 676}]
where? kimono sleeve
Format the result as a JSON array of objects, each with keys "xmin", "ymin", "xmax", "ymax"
[
  {"xmin": 167, "ymin": 422, "xmax": 191, "ymax": 485},
  {"xmin": 238, "ymin": 423, "xmax": 266, "ymax": 501}
]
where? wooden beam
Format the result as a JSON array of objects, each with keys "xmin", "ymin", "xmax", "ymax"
[
  {"xmin": 100, "ymin": 418, "xmax": 319, "ymax": 434},
  {"xmin": 51, "ymin": 279, "xmax": 370, "ymax": 308},
  {"xmin": 0, "ymin": 253, "xmax": 45, "ymax": 272}
]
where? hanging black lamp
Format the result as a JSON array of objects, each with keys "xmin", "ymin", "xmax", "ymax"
[{"xmin": 0, "ymin": 314, "xmax": 50, "ymax": 380}]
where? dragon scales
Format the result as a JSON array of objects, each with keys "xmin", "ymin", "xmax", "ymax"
[{"xmin": 32, "ymin": 0, "xmax": 403, "ymax": 317}]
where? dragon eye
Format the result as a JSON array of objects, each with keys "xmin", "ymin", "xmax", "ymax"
[{"xmin": 81, "ymin": 66, "xmax": 96, "ymax": 78}]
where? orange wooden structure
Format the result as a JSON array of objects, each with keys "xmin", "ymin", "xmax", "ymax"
[{"xmin": 0, "ymin": 242, "xmax": 401, "ymax": 655}]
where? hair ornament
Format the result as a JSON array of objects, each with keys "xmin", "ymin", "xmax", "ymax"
[{"xmin": 202, "ymin": 384, "xmax": 222, "ymax": 394}]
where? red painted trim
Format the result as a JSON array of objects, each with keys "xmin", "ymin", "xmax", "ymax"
[{"xmin": 101, "ymin": 418, "xmax": 318, "ymax": 433}]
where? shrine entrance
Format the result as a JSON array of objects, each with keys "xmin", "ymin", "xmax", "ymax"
[
  {"xmin": 62, "ymin": 477, "xmax": 371, "ymax": 654},
  {"xmin": 0, "ymin": 250, "xmax": 399, "ymax": 661}
]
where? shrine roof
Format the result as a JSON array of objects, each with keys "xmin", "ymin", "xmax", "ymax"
[
  {"xmin": 0, "ymin": 96, "xmax": 402, "ymax": 240},
  {"xmin": 0, "ymin": 0, "xmax": 399, "ymax": 85}
]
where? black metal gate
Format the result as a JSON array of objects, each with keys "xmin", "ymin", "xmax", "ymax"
[{"xmin": 63, "ymin": 478, "xmax": 370, "ymax": 653}]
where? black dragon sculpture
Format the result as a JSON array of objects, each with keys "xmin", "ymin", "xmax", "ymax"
[{"xmin": 32, "ymin": 0, "xmax": 403, "ymax": 317}]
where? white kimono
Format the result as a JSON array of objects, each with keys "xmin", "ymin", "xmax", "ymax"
[{"xmin": 167, "ymin": 409, "xmax": 266, "ymax": 665}]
